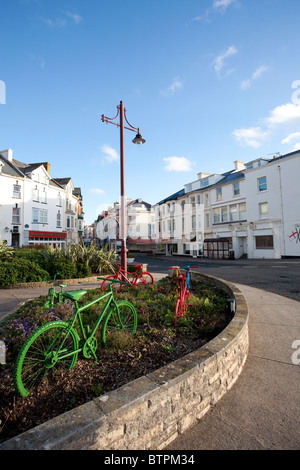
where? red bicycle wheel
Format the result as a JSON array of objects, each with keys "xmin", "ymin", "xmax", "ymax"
[{"xmin": 133, "ymin": 272, "xmax": 154, "ymax": 286}]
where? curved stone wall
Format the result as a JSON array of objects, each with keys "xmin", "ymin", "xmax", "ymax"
[{"xmin": 0, "ymin": 274, "xmax": 249, "ymax": 450}]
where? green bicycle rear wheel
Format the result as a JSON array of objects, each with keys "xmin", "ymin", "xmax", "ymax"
[
  {"xmin": 14, "ymin": 321, "xmax": 79, "ymax": 397},
  {"xmin": 101, "ymin": 300, "xmax": 137, "ymax": 345}
]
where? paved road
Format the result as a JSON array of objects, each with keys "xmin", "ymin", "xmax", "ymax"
[{"xmin": 134, "ymin": 255, "xmax": 300, "ymax": 302}]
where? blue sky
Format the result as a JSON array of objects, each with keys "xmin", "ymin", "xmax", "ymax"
[{"xmin": 1, "ymin": 0, "xmax": 300, "ymax": 224}]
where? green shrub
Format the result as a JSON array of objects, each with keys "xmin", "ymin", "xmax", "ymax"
[
  {"xmin": 0, "ymin": 258, "xmax": 50, "ymax": 286},
  {"xmin": 47, "ymin": 258, "xmax": 77, "ymax": 279},
  {"xmin": 75, "ymin": 261, "xmax": 92, "ymax": 278},
  {"xmin": 14, "ymin": 248, "xmax": 47, "ymax": 269}
]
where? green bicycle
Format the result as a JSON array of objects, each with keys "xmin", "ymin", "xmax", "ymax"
[
  {"xmin": 43, "ymin": 272, "xmax": 67, "ymax": 308},
  {"xmin": 14, "ymin": 279, "xmax": 137, "ymax": 397}
]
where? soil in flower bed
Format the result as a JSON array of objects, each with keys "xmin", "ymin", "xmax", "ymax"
[{"xmin": 0, "ymin": 277, "xmax": 232, "ymax": 444}]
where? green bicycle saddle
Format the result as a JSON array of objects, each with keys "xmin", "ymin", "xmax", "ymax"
[{"xmin": 63, "ymin": 290, "xmax": 87, "ymax": 301}]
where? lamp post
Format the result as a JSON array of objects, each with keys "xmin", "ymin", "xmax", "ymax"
[{"xmin": 101, "ymin": 101, "xmax": 145, "ymax": 276}]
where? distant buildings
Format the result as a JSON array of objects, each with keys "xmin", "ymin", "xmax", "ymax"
[
  {"xmin": 2, "ymin": 145, "xmax": 299, "ymax": 260},
  {"xmin": 0, "ymin": 148, "xmax": 84, "ymax": 248},
  {"xmin": 96, "ymin": 198, "xmax": 155, "ymax": 253}
]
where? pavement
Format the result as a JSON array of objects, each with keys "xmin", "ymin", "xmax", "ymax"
[{"xmin": 0, "ymin": 276, "xmax": 300, "ymax": 450}]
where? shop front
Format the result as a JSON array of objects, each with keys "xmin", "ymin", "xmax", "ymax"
[{"xmin": 26, "ymin": 230, "xmax": 67, "ymax": 248}]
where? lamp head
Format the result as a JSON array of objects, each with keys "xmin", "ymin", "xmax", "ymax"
[{"xmin": 132, "ymin": 133, "xmax": 146, "ymax": 145}]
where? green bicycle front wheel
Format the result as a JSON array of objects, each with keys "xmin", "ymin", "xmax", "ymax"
[
  {"xmin": 101, "ymin": 300, "xmax": 137, "ymax": 345},
  {"xmin": 14, "ymin": 321, "xmax": 79, "ymax": 397}
]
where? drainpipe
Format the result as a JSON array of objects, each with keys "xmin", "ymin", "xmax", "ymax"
[{"xmin": 277, "ymin": 165, "xmax": 286, "ymax": 256}]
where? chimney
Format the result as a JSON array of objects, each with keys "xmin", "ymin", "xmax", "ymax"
[
  {"xmin": 0, "ymin": 148, "xmax": 13, "ymax": 162},
  {"xmin": 42, "ymin": 162, "xmax": 51, "ymax": 174},
  {"xmin": 197, "ymin": 172, "xmax": 211, "ymax": 180},
  {"xmin": 234, "ymin": 160, "xmax": 245, "ymax": 171}
]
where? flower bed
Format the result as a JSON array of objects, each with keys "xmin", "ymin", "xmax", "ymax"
[{"xmin": 0, "ymin": 276, "xmax": 232, "ymax": 444}]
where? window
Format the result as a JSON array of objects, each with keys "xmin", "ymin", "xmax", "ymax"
[
  {"xmin": 229, "ymin": 204, "xmax": 238, "ymax": 221},
  {"xmin": 233, "ymin": 182, "xmax": 240, "ymax": 196},
  {"xmin": 205, "ymin": 213, "xmax": 210, "ymax": 228},
  {"xmin": 13, "ymin": 184, "xmax": 21, "ymax": 198},
  {"xmin": 200, "ymin": 178, "xmax": 209, "ymax": 187},
  {"xmin": 12, "ymin": 207, "xmax": 20, "ymax": 224},
  {"xmin": 182, "ymin": 217, "xmax": 185, "ymax": 231},
  {"xmin": 213, "ymin": 208, "xmax": 220, "ymax": 223},
  {"xmin": 41, "ymin": 188, "xmax": 47, "ymax": 203},
  {"xmin": 258, "ymin": 176, "xmax": 267, "ymax": 192},
  {"xmin": 198, "ymin": 215, "xmax": 202, "ymax": 228},
  {"xmin": 216, "ymin": 187, "xmax": 222, "ymax": 200},
  {"xmin": 56, "ymin": 211, "xmax": 61, "ymax": 228},
  {"xmin": 40, "ymin": 210, "xmax": 47, "ymax": 223},
  {"xmin": 57, "ymin": 192, "xmax": 62, "ymax": 206},
  {"xmin": 32, "ymin": 208, "xmax": 39, "ymax": 223},
  {"xmin": 190, "ymin": 196, "xmax": 195, "ymax": 208},
  {"xmin": 33, "ymin": 186, "xmax": 39, "ymax": 202},
  {"xmin": 197, "ymin": 194, "xmax": 201, "ymax": 205},
  {"xmin": 239, "ymin": 202, "xmax": 246, "ymax": 220},
  {"xmin": 259, "ymin": 202, "xmax": 268, "ymax": 218},
  {"xmin": 255, "ymin": 235, "xmax": 273, "ymax": 249},
  {"xmin": 191, "ymin": 215, "xmax": 196, "ymax": 229},
  {"xmin": 221, "ymin": 206, "xmax": 228, "ymax": 222},
  {"xmin": 32, "ymin": 208, "xmax": 48, "ymax": 223}
]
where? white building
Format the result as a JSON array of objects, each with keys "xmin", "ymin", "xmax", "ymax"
[
  {"xmin": 153, "ymin": 150, "xmax": 300, "ymax": 259},
  {"xmin": 0, "ymin": 148, "xmax": 82, "ymax": 248},
  {"xmin": 96, "ymin": 198, "xmax": 155, "ymax": 252}
]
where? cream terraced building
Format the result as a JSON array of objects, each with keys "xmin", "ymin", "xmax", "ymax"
[
  {"xmin": 0, "ymin": 148, "xmax": 83, "ymax": 248},
  {"xmin": 153, "ymin": 150, "xmax": 300, "ymax": 259}
]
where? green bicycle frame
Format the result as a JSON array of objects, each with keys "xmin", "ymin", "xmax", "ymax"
[{"xmin": 54, "ymin": 289, "xmax": 117, "ymax": 362}]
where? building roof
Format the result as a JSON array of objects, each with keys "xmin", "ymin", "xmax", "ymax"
[{"xmin": 156, "ymin": 188, "xmax": 185, "ymax": 205}]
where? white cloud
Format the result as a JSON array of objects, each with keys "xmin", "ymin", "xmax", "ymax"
[
  {"xmin": 193, "ymin": 0, "xmax": 238, "ymax": 20},
  {"xmin": 281, "ymin": 131, "xmax": 300, "ymax": 144},
  {"xmin": 100, "ymin": 145, "xmax": 119, "ymax": 163},
  {"xmin": 292, "ymin": 142, "xmax": 300, "ymax": 151},
  {"xmin": 213, "ymin": 0, "xmax": 239, "ymax": 13},
  {"xmin": 232, "ymin": 127, "xmax": 269, "ymax": 148},
  {"xmin": 65, "ymin": 11, "xmax": 83, "ymax": 24},
  {"xmin": 213, "ymin": 45, "xmax": 237, "ymax": 77},
  {"xmin": 163, "ymin": 156, "xmax": 193, "ymax": 172},
  {"xmin": 234, "ymin": 81, "xmax": 300, "ymax": 149},
  {"xmin": 241, "ymin": 65, "xmax": 269, "ymax": 90},
  {"xmin": 42, "ymin": 11, "xmax": 83, "ymax": 27},
  {"xmin": 266, "ymin": 102, "xmax": 300, "ymax": 126},
  {"xmin": 43, "ymin": 17, "xmax": 66, "ymax": 27},
  {"xmin": 89, "ymin": 188, "xmax": 105, "ymax": 195},
  {"xmin": 162, "ymin": 78, "xmax": 183, "ymax": 96}
]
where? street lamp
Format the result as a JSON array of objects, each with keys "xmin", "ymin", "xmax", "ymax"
[{"xmin": 101, "ymin": 101, "xmax": 145, "ymax": 276}]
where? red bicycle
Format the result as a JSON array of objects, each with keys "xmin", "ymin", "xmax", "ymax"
[
  {"xmin": 101, "ymin": 263, "xmax": 154, "ymax": 291},
  {"xmin": 168, "ymin": 265, "xmax": 199, "ymax": 326}
]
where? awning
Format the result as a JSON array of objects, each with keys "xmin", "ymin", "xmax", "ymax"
[{"xmin": 29, "ymin": 231, "xmax": 67, "ymax": 239}]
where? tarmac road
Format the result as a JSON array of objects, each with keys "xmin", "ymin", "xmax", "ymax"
[{"xmin": 134, "ymin": 255, "xmax": 300, "ymax": 302}]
